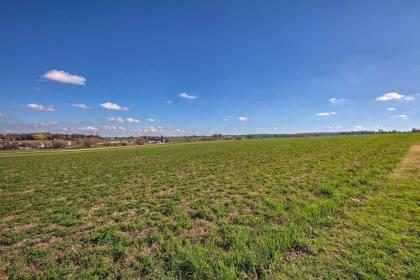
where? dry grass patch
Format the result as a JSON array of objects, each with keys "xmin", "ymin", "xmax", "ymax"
[
  {"xmin": 392, "ymin": 145, "xmax": 420, "ymax": 181},
  {"xmin": 86, "ymin": 204, "xmax": 106, "ymax": 220},
  {"xmin": 13, "ymin": 224, "xmax": 33, "ymax": 233},
  {"xmin": 0, "ymin": 265, "xmax": 8, "ymax": 280},
  {"xmin": 1, "ymin": 215, "xmax": 17, "ymax": 223},
  {"xmin": 36, "ymin": 236, "xmax": 63, "ymax": 249}
]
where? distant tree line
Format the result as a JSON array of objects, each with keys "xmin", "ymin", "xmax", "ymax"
[{"xmin": 0, "ymin": 133, "xmax": 101, "ymax": 142}]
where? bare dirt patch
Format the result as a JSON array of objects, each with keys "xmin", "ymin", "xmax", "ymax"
[
  {"xmin": 86, "ymin": 204, "xmax": 106, "ymax": 220},
  {"xmin": 13, "ymin": 223, "xmax": 33, "ymax": 233},
  {"xmin": 36, "ymin": 236, "xmax": 63, "ymax": 248},
  {"xmin": 1, "ymin": 215, "xmax": 17, "ymax": 223},
  {"xmin": 181, "ymin": 220, "xmax": 215, "ymax": 240},
  {"xmin": 392, "ymin": 145, "xmax": 420, "ymax": 180},
  {"xmin": 0, "ymin": 264, "xmax": 8, "ymax": 280}
]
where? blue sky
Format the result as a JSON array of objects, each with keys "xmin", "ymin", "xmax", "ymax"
[{"xmin": 0, "ymin": 0, "xmax": 419, "ymax": 136}]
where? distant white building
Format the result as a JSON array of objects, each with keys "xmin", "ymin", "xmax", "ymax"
[{"xmin": 148, "ymin": 140, "xmax": 163, "ymax": 144}]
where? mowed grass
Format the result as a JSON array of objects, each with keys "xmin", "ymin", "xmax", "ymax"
[{"xmin": 0, "ymin": 134, "xmax": 419, "ymax": 279}]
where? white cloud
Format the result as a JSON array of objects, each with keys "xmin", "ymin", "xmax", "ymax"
[
  {"xmin": 352, "ymin": 125, "xmax": 364, "ymax": 131},
  {"xmin": 108, "ymin": 117, "xmax": 140, "ymax": 123},
  {"xmin": 126, "ymin": 117, "xmax": 140, "ymax": 123},
  {"xmin": 376, "ymin": 92, "xmax": 404, "ymax": 101},
  {"xmin": 179, "ymin": 92, "xmax": 197, "ymax": 100},
  {"xmin": 25, "ymin": 103, "xmax": 55, "ymax": 112},
  {"xmin": 108, "ymin": 117, "xmax": 125, "ymax": 123},
  {"xmin": 43, "ymin": 69, "xmax": 86, "ymax": 85},
  {"xmin": 394, "ymin": 114, "xmax": 408, "ymax": 120},
  {"xmin": 238, "ymin": 116, "xmax": 248, "ymax": 121},
  {"xmin": 386, "ymin": 107, "xmax": 396, "ymax": 111},
  {"xmin": 329, "ymin": 97, "xmax": 346, "ymax": 104},
  {"xmin": 72, "ymin": 103, "xmax": 89, "ymax": 109},
  {"xmin": 100, "ymin": 102, "xmax": 128, "ymax": 111},
  {"xmin": 316, "ymin": 112, "xmax": 336, "ymax": 116},
  {"xmin": 376, "ymin": 92, "xmax": 415, "ymax": 101},
  {"xmin": 148, "ymin": 118, "xmax": 155, "ymax": 122},
  {"xmin": 79, "ymin": 126, "xmax": 97, "ymax": 131}
]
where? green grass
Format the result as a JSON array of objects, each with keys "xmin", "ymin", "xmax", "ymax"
[{"xmin": 0, "ymin": 134, "xmax": 419, "ymax": 279}]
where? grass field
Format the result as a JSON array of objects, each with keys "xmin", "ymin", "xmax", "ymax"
[{"xmin": 0, "ymin": 134, "xmax": 419, "ymax": 279}]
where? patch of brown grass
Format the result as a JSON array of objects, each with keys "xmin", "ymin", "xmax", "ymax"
[
  {"xmin": 86, "ymin": 204, "xmax": 106, "ymax": 220},
  {"xmin": 13, "ymin": 223, "xmax": 33, "ymax": 233},
  {"xmin": 181, "ymin": 220, "xmax": 215, "ymax": 240},
  {"xmin": 36, "ymin": 236, "xmax": 63, "ymax": 248},
  {"xmin": 392, "ymin": 145, "xmax": 420, "ymax": 181},
  {"xmin": 1, "ymin": 215, "xmax": 17, "ymax": 223},
  {"xmin": 0, "ymin": 264, "xmax": 8, "ymax": 280}
]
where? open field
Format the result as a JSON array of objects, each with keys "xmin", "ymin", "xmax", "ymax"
[{"xmin": 1, "ymin": 134, "xmax": 419, "ymax": 279}]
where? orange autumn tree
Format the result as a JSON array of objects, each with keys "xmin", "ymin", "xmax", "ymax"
[{"xmin": 33, "ymin": 133, "xmax": 48, "ymax": 140}]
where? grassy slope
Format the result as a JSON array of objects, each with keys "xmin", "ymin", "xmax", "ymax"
[{"xmin": 0, "ymin": 134, "xmax": 419, "ymax": 279}]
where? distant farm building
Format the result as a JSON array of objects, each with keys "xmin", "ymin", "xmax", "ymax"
[{"xmin": 148, "ymin": 140, "xmax": 163, "ymax": 144}]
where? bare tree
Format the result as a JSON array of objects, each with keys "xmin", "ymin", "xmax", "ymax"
[{"xmin": 82, "ymin": 138, "xmax": 97, "ymax": 148}]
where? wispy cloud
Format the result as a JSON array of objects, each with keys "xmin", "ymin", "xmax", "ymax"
[
  {"xmin": 79, "ymin": 126, "xmax": 98, "ymax": 131},
  {"xmin": 72, "ymin": 103, "xmax": 89, "ymax": 109},
  {"xmin": 394, "ymin": 114, "xmax": 408, "ymax": 120},
  {"xmin": 316, "ymin": 112, "xmax": 336, "ymax": 116},
  {"xmin": 43, "ymin": 69, "xmax": 86, "ymax": 85},
  {"xmin": 352, "ymin": 125, "xmax": 364, "ymax": 131},
  {"xmin": 179, "ymin": 92, "xmax": 197, "ymax": 100},
  {"xmin": 25, "ymin": 103, "xmax": 55, "ymax": 112},
  {"xmin": 100, "ymin": 102, "xmax": 128, "ymax": 111},
  {"xmin": 126, "ymin": 117, "xmax": 140, "ymax": 123},
  {"xmin": 108, "ymin": 116, "xmax": 125, "ymax": 123},
  {"xmin": 238, "ymin": 116, "xmax": 248, "ymax": 121},
  {"xmin": 376, "ymin": 92, "xmax": 415, "ymax": 101},
  {"xmin": 108, "ymin": 117, "xmax": 140, "ymax": 123},
  {"xmin": 165, "ymin": 100, "xmax": 173, "ymax": 104},
  {"xmin": 148, "ymin": 118, "xmax": 155, "ymax": 122},
  {"xmin": 386, "ymin": 107, "xmax": 396, "ymax": 111},
  {"xmin": 329, "ymin": 97, "xmax": 346, "ymax": 104}
]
